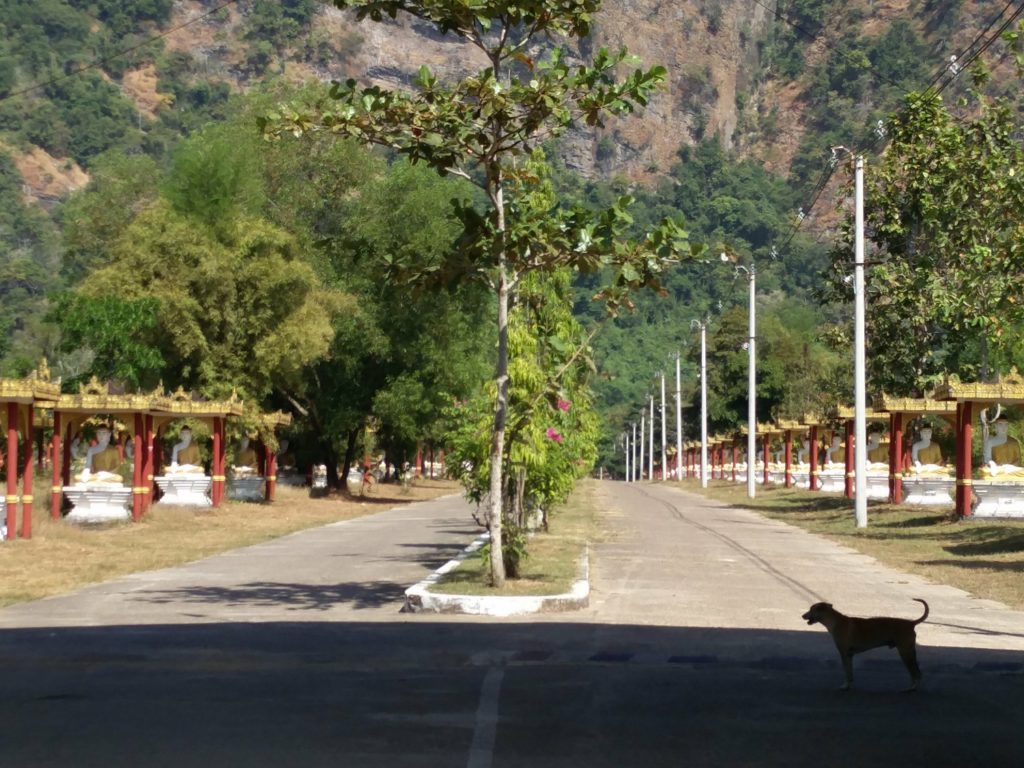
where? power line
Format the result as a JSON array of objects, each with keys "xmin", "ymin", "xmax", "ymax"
[{"xmin": 0, "ymin": 0, "xmax": 241, "ymax": 105}]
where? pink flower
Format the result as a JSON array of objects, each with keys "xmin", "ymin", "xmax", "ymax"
[
  {"xmin": 546, "ymin": 427, "xmax": 563, "ymax": 443},
  {"xmin": 557, "ymin": 398, "xmax": 572, "ymax": 412}
]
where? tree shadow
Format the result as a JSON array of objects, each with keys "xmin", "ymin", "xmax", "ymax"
[{"xmin": 135, "ymin": 581, "xmax": 407, "ymax": 611}]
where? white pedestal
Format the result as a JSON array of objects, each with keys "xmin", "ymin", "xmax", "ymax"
[
  {"xmin": 902, "ymin": 476, "xmax": 954, "ymax": 506},
  {"xmin": 866, "ymin": 473, "xmax": 890, "ymax": 500},
  {"xmin": 818, "ymin": 468, "xmax": 845, "ymax": 493},
  {"xmin": 792, "ymin": 469, "xmax": 810, "ymax": 489},
  {"xmin": 972, "ymin": 482, "xmax": 1024, "ymax": 518},
  {"xmin": 155, "ymin": 474, "xmax": 212, "ymax": 507},
  {"xmin": 63, "ymin": 485, "xmax": 132, "ymax": 523},
  {"xmin": 228, "ymin": 476, "xmax": 265, "ymax": 502}
]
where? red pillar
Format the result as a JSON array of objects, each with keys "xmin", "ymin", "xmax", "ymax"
[
  {"xmin": 844, "ymin": 419, "xmax": 854, "ymax": 499},
  {"xmin": 62, "ymin": 424, "xmax": 72, "ymax": 487},
  {"xmin": 51, "ymin": 411, "xmax": 62, "ymax": 520},
  {"xmin": 132, "ymin": 413, "xmax": 144, "ymax": 522},
  {"xmin": 212, "ymin": 417, "xmax": 224, "ymax": 507},
  {"xmin": 21, "ymin": 404, "xmax": 33, "ymax": 539},
  {"xmin": 731, "ymin": 444, "xmax": 738, "ymax": 482},
  {"xmin": 142, "ymin": 415, "xmax": 154, "ymax": 513},
  {"xmin": 784, "ymin": 430, "xmax": 793, "ymax": 488},
  {"xmin": 6, "ymin": 402, "xmax": 18, "ymax": 538},
  {"xmin": 415, "ymin": 444, "xmax": 423, "ymax": 477},
  {"xmin": 956, "ymin": 402, "xmax": 973, "ymax": 518},
  {"xmin": 889, "ymin": 413, "xmax": 904, "ymax": 504},
  {"xmin": 265, "ymin": 449, "xmax": 277, "ymax": 502},
  {"xmin": 761, "ymin": 434, "xmax": 770, "ymax": 487},
  {"xmin": 809, "ymin": 425, "xmax": 819, "ymax": 491}
]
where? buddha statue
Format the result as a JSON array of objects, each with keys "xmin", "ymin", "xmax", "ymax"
[
  {"xmin": 232, "ymin": 436, "xmax": 259, "ymax": 476},
  {"xmin": 169, "ymin": 427, "xmax": 203, "ymax": 473},
  {"xmin": 796, "ymin": 439, "xmax": 810, "ymax": 466},
  {"xmin": 866, "ymin": 432, "xmax": 889, "ymax": 464},
  {"xmin": 825, "ymin": 435, "xmax": 845, "ymax": 466},
  {"xmin": 910, "ymin": 427, "xmax": 944, "ymax": 472},
  {"xmin": 277, "ymin": 439, "xmax": 296, "ymax": 471},
  {"xmin": 79, "ymin": 426, "xmax": 124, "ymax": 484},
  {"xmin": 982, "ymin": 419, "xmax": 1024, "ymax": 478}
]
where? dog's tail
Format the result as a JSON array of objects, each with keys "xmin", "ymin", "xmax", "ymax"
[{"xmin": 912, "ymin": 598, "xmax": 929, "ymax": 625}]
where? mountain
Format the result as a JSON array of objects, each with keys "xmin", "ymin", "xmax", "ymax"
[{"xmin": 0, "ymin": 0, "xmax": 1018, "ymax": 375}]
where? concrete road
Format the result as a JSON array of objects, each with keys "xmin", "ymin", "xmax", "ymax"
[{"xmin": 1, "ymin": 483, "xmax": 1022, "ymax": 767}]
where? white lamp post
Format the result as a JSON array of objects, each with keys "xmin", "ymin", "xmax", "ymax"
[
  {"xmin": 631, "ymin": 421, "xmax": 638, "ymax": 482},
  {"xmin": 675, "ymin": 353, "xmax": 683, "ymax": 481},
  {"xmin": 735, "ymin": 260, "xmax": 757, "ymax": 500},
  {"xmin": 833, "ymin": 147, "xmax": 869, "ymax": 528},
  {"xmin": 648, "ymin": 395, "xmax": 655, "ymax": 480},
  {"xmin": 639, "ymin": 411, "xmax": 645, "ymax": 481},
  {"xmin": 691, "ymin": 318, "xmax": 709, "ymax": 488},
  {"xmin": 660, "ymin": 373, "xmax": 667, "ymax": 481}
]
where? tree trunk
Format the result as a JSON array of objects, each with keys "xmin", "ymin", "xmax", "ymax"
[
  {"xmin": 487, "ymin": 167, "xmax": 509, "ymax": 588},
  {"xmin": 341, "ymin": 428, "xmax": 359, "ymax": 490}
]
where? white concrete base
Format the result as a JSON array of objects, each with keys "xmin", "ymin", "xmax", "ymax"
[
  {"xmin": 63, "ymin": 485, "xmax": 132, "ymax": 524},
  {"xmin": 818, "ymin": 469, "xmax": 846, "ymax": 493},
  {"xmin": 228, "ymin": 476, "xmax": 265, "ymax": 502},
  {"xmin": 155, "ymin": 474, "xmax": 212, "ymax": 507},
  {"xmin": 902, "ymin": 476, "xmax": 954, "ymax": 506},
  {"xmin": 866, "ymin": 473, "xmax": 891, "ymax": 500},
  {"xmin": 277, "ymin": 471, "xmax": 305, "ymax": 487},
  {"xmin": 404, "ymin": 533, "xmax": 589, "ymax": 615},
  {"xmin": 792, "ymin": 469, "xmax": 810, "ymax": 489},
  {"xmin": 973, "ymin": 482, "xmax": 1024, "ymax": 518}
]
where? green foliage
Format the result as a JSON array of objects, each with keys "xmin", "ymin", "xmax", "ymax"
[
  {"xmin": 50, "ymin": 294, "xmax": 163, "ymax": 388},
  {"xmin": 827, "ymin": 89, "xmax": 1024, "ymax": 394}
]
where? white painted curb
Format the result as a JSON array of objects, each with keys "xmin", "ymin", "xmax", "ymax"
[{"xmin": 403, "ymin": 533, "xmax": 590, "ymax": 615}]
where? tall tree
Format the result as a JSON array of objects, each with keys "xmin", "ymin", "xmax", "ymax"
[{"xmin": 264, "ymin": 1, "xmax": 697, "ymax": 585}]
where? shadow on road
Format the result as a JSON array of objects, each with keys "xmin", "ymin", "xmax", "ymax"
[{"xmin": 0, "ymin": 619, "xmax": 1022, "ymax": 766}]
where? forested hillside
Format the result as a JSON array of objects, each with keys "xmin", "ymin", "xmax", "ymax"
[{"xmin": 1, "ymin": 0, "xmax": 1022, "ymax": 475}]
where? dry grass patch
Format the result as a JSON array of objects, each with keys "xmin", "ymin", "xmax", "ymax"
[
  {"xmin": 430, "ymin": 479, "xmax": 606, "ymax": 596},
  {"xmin": 674, "ymin": 479, "xmax": 1024, "ymax": 610},
  {"xmin": 0, "ymin": 479, "xmax": 460, "ymax": 608}
]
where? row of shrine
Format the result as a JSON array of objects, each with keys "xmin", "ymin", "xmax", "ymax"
[
  {"xmin": 1, "ymin": 364, "xmax": 291, "ymax": 542},
  {"xmin": 665, "ymin": 373, "xmax": 1024, "ymax": 519}
]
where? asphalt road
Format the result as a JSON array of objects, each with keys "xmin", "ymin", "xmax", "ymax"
[{"xmin": 1, "ymin": 483, "xmax": 1022, "ymax": 767}]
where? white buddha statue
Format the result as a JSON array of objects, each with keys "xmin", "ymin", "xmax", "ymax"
[
  {"xmin": 865, "ymin": 432, "xmax": 889, "ymax": 469},
  {"xmin": 796, "ymin": 439, "xmax": 810, "ymax": 466},
  {"xmin": 825, "ymin": 435, "xmax": 845, "ymax": 466},
  {"xmin": 169, "ymin": 427, "xmax": 204, "ymax": 474},
  {"xmin": 232, "ymin": 436, "xmax": 258, "ymax": 477},
  {"xmin": 983, "ymin": 419, "xmax": 1024, "ymax": 477},
  {"xmin": 79, "ymin": 427, "xmax": 124, "ymax": 484},
  {"xmin": 911, "ymin": 427, "xmax": 945, "ymax": 473}
]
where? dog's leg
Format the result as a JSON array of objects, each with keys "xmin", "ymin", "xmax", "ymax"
[
  {"xmin": 840, "ymin": 652, "xmax": 854, "ymax": 691},
  {"xmin": 898, "ymin": 642, "xmax": 921, "ymax": 692}
]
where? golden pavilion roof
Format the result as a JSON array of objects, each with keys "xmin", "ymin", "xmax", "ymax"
[
  {"xmin": 933, "ymin": 369, "xmax": 1024, "ymax": 404},
  {"xmin": 830, "ymin": 405, "xmax": 888, "ymax": 421},
  {"xmin": 0, "ymin": 360, "xmax": 62, "ymax": 404},
  {"xmin": 877, "ymin": 393, "xmax": 959, "ymax": 415}
]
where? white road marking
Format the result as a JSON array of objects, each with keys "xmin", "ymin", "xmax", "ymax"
[{"xmin": 466, "ymin": 666, "xmax": 504, "ymax": 768}]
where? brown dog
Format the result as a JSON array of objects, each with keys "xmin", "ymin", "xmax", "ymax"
[{"xmin": 802, "ymin": 598, "xmax": 929, "ymax": 691}]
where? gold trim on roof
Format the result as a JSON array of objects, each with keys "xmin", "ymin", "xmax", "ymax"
[
  {"xmin": 56, "ymin": 377, "xmax": 156, "ymax": 413},
  {"xmin": 775, "ymin": 420, "xmax": 805, "ymax": 431},
  {"xmin": 878, "ymin": 394, "xmax": 959, "ymax": 414},
  {"xmin": 151, "ymin": 387, "xmax": 245, "ymax": 417},
  {"xmin": 0, "ymin": 360, "xmax": 63, "ymax": 404},
  {"xmin": 831, "ymin": 406, "xmax": 888, "ymax": 421},
  {"xmin": 933, "ymin": 369, "xmax": 1024, "ymax": 403}
]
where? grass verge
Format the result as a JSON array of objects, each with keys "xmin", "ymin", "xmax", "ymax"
[
  {"xmin": 675, "ymin": 479, "xmax": 1024, "ymax": 610},
  {"xmin": 0, "ymin": 479, "xmax": 460, "ymax": 608},
  {"xmin": 429, "ymin": 478, "xmax": 605, "ymax": 596}
]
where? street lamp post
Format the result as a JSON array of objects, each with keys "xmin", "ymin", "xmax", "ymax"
[
  {"xmin": 675, "ymin": 353, "xmax": 683, "ymax": 481},
  {"xmin": 639, "ymin": 411, "xmax": 645, "ymax": 482},
  {"xmin": 649, "ymin": 395, "xmax": 655, "ymax": 480},
  {"xmin": 624, "ymin": 430, "xmax": 630, "ymax": 483},
  {"xmin": 733, "ymin": 260, "xmax": 757, "ymax": 499},
  {"xmin": 833, "ymin": 147, "xmax": 869, "ymax": 528},
  {"xmin": 631, "ymin": 421, "xmax": 638, "ymax": 482},
  {"xmin": 660, "ymin": 373, "xmax": 667, "ymax": 481},
  {"xmin": 691, "ymin": 318, "xmax": 709, "ymax": 488}
]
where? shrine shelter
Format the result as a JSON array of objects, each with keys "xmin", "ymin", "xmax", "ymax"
[
  {"xmin": 253, "ymin": 410, "xmax": 292, "ymax": 502},
  {"xmin": 1, "ymin": 363, "xmax": 61, "ymax": 539},
  {"xmin": 933, "ymin": 372, "xmax": 1024, "ymax": 518},
  {"xmin": 51, "ymin": 381, "xmax": 245, "ymax": 521},
  {"xmin": 149, "ymin": 388, "xmax": 245, "ymax": 508},
  {"xmin": 877, "ymin": 395, "xmax": 957, "ymax": 504},
  {"xmin": 800, "ymin": 413, "xmax": 824, "ymax": 491},
  {"xmin": 831, "ymin": 405, "xmax": 889, "ymax": 499},
  {"xmin": 774, "ymin": 419, "xmax": 806, "ymax": 488}
]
